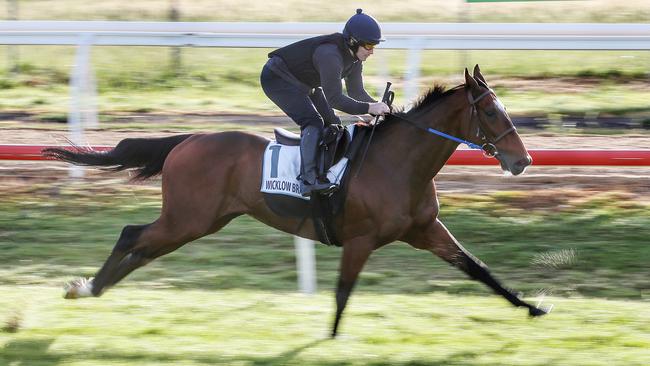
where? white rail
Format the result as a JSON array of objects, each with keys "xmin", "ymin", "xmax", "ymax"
[{"xmin": 1, "ymin": 21, "xmax": 650, "ymax": 49}]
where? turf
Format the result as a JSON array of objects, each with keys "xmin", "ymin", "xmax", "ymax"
[
  {"xmin": 1, "ymin": 287, "xmax": 649, "ymax": 366},
  {"xmin": 1, "ymin": 184, "xmax": 648, "ymax": 299}
]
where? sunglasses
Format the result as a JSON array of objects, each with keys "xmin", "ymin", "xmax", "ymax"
[{"xmin": 361, "ymin": 43, "xmax": 377, "ymax": 51}]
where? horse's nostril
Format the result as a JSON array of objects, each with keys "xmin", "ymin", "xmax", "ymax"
[{"xmin": 516, "ymin": 156, "xmax": 532, "ymax": 167}]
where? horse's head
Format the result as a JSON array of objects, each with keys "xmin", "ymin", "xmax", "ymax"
[{"xmin": 464, "ymin": 65, "xmax": 532, "ymax": 176}]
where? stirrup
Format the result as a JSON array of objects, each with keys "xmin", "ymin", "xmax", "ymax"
[{"xmin": 300, "ymin": 181, "xmax": 337, "ymax": 197}]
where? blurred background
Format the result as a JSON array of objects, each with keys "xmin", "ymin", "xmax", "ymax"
[{"xmin": 0, "ymin": 1, "xmax": 649, "ymax": 365}]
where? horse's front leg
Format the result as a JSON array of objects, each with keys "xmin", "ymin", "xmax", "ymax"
[
  {"xmin": 331, "ymin": 237, "xmax": 374, "ymax": 338},
  {"xmin": 407, "ymin": 218, "xmax": 548, "ymax": 317}
]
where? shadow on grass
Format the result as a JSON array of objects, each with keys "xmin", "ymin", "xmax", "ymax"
[
  {"xmin": 42, "ymin": 339, "xmax": 329, "ymax": 365},
  {"xmin": 88, "ymin": 347, "xmax": 507, "ymax": 366},
  {"xmin": 1, "ymin": 338, "xmax": 62, "ymax": 366},
  {"xmin": 0, "ymin": 331, "xmax": 606, "ymax": 366},
  {"xmin": 0, "ymin": 338, "xmax": 497, "ymax": 366}
]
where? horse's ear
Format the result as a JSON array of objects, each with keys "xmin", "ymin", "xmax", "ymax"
[
  {"xmin": 464, "ymin": 68, "xmax": 479, "ymax": 90},
  {"xmin": 473, "ymin": 64, "xmax": 488, "ymax": 86}
]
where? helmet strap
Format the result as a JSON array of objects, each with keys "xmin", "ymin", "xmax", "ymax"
[{"xmin": 347, "ymin": 36, "xmax": 360, "ymax": 54}]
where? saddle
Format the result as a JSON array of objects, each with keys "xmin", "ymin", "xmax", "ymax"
[
  {"xmin": 274, "ymin": 123, "xmax": 351, "ymax": 182},
  {"xmin": 264, "ymin": 123, "xmax": 371, "ymax": 246}
]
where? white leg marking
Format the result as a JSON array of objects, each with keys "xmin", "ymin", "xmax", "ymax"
[{"xmin": 63, "ymin": 277, "xmax": 94, "ymax": 299}]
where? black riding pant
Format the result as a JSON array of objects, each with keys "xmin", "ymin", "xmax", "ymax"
[{"xmin": 261, "ymin": 64, "xmax": 337, "ymax": 131}]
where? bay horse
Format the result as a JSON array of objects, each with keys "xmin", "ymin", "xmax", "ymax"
[{"xmin": 44, "ymin": 65, "xmax": 548, "ymax": 338}]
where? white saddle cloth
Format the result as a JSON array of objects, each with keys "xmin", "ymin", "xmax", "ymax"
[{"xmin": 260, "ymin": 125, "xmax": 355, "ymax": 200}]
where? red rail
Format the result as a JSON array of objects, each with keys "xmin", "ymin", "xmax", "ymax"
[
  {"xmin": 1, "ymin": 144, "xmax": 649, "ymax": 166},
  {"xmin": 0, "ymin": 145, "xmax": 112, "ymax": 161},
  {"xmin": 449, "ymin": 149, "xmax": 650, "ymax": 166}
]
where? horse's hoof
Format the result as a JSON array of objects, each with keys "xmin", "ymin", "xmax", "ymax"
[
  {"xmin": 63, "ymin": 278, "xmax": 94, "ymax": 299},
  {"xmin": 529, "ymin": 304, "xmax": 553, "ymax": 317}
]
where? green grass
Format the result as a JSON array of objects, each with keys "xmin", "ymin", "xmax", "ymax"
[
  {"xmin": 0, "ymin": 180, "xmax": 649, "ymax": 365},
  {"xmin": 1, "ymin": 184, "xmax": 648, "ymax": 299},
  {"xmin": 1, "ymin": 47, "xmax": 650, "ymax": 119},
  {"xmin": 4, "ymin": 0, "xmax": 650, "ymax": 23},
  {"xmin": 1, "ymin": 287, "xmax": 649, "ymax": 366}
]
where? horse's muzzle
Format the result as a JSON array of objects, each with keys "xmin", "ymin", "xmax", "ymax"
[{"xmin": 510, "ymin": 155, "xmax": 533, "ymax": 176}]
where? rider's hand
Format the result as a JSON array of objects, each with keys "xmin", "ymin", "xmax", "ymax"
[
  {"xmin": 368, "ymin": 102, "xmax": 390, "ymax": 116},
  {"xmin": 354, "ymin": 115, "xmax": 373, "ymax": 127}
]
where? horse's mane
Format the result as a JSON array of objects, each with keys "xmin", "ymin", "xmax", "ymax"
[{"xmin": 390, "ymin": 84, "xmax": 465, "ymax": 120}]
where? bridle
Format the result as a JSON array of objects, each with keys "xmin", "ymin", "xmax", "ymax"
[
  {"xmin": 467, "ymin": 88, "xmax": 517, "ymax": 157},
  {"xmin": 355, "ymin": 85, "xmax": 517, "ymax": 177},
  {"xmin": 387, "ymin": 86, "xmax": 516, "ymax": 158}
]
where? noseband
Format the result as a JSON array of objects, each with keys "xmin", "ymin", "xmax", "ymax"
[{"xmin": 467, "ymin": 89, "xmax": 517, "ymax": 157}]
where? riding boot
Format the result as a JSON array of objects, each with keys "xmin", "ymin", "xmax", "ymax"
[{"xmin": 299, "ymin": 125, "xmax": 336, "ymax": 197}]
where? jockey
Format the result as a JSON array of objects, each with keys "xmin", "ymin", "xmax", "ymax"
[{"xmin": 261, "ymin": 8, "xmax": 391, "ymax": 197}]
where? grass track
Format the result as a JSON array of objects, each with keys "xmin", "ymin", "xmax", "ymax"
[
  {"xmin": 1, "ymin": 184, "xmax": 649, "ymax": 299},
  {"xmin": 1, "ymin": 287, "xmax": 650, "ymax": 366},
  {"xmin": 0, "ymin": 178, "xmax": 648, "ymax": 365}
]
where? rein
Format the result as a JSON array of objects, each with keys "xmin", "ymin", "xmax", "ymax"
[
  {"xmin": 354, "ymin": 85, "xmax": 517, "ymax": 176},
  {"xmin": 390, "ymin": 88, "xmax": 515, "ymax": 157}
]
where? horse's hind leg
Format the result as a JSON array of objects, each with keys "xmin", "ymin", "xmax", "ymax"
[
  {"xmin": 64, "ymin": 224, "xmax": 149, "ymax": 299},
  {"xmin": 101, "ymin": 214, "xmax": 238, "ymax": 291},
  {"xmin": 64, "ymin": 220, "xmax": 206, "ymax": 299},
  {"xmin": 64, "ymin": 214, "xmax": 238, "ymax": 299},
  {"xmin": 407, "ymin": 219, "xmax": 549, "ymax": 316}
]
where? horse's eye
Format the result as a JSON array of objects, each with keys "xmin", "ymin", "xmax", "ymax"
[{"xmin": 485, "ymin": 109, "xmax": 496, "ymax": 117}]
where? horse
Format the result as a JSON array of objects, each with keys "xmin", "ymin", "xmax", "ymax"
[{"xmin": 44, "ymin": 65, "xmax": 548, "ymax": 338}]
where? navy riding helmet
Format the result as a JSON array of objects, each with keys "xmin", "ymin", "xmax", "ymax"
[{"xmin": 342, "ymin": 9, "xmax": 384, "ymax": 47}]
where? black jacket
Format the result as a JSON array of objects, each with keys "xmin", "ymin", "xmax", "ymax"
[{"xmin": 268, "ymin": 33, "xmax": 374, "ymax": 115}]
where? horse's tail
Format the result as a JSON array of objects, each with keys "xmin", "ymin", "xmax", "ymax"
[{"xmin": 42, "ymin": 134, "xmax": 193, "ymax": 181}]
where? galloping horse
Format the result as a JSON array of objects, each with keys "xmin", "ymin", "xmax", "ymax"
[{"xmin": 44, "ymin": 65, "xmax": 548, "ymax": 337}]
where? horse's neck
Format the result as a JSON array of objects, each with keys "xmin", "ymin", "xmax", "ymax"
[{"xmin": 377, "ymin": 92, "xmax": 467, "ymax": 185}]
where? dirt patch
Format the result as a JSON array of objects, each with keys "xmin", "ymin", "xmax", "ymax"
[
  {"xmin": 489, "ymin": 77, "xmax": 650, "ymax": 94},
  {"xmin": 492, "ymin": 189, "xmax": 577, "ymax": 211}
]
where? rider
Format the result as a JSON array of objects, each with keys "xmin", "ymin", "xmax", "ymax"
[{"xmin": 260, "ymin": 9, "xmax": 391, "ymax": 197}]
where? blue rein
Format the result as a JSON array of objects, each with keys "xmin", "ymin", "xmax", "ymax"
[
  {"xmin": 425, "ymin": 127, "xmax": 484, "ymax": 150},
  {"xmin": 389, "ymin": 88, "xmax": 500, "ymax": 155},
  {"xmin": 425, "ymin": 88, "xmax": 493, "ymax": 150}
]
